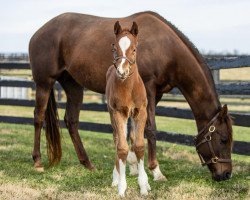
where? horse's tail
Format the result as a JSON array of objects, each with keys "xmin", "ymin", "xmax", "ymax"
[{"xmin": 45, "ymin": 89, "xmax": 62, "ymax": 166}]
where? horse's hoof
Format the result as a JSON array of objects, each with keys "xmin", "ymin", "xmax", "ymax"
[
  {"xmin": 140, "ymin": 189, "xmax": 148, "ymax": 196},
  {"xmin": 88, "ymin": 165, "xmax": 96, "ymax": 171},
  {"xmin": 35, "ymin": 166, "xmax": 44, "ymax": 172},
  {"xmin": 152, "ymin": 166, "xmax": 167, "ymax": 181},
  {"xmin": 34, "ymin": 160, "xmax": 44, "ymax": 172},
  {"xmin": 154, "ymin": 174, "xmax": 167, "ymax": 181},
  {"xmin": 81, "ymin": 160, "xmax": 96, "ymax": 171},
  {"xmin": 129, "ymin": 164, "xmax": 138, "ymax": 176}
]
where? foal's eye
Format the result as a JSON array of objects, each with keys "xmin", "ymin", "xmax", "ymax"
[{"xmin": 133, "ymin": 49, "xmax": 136, "ymax": 52}]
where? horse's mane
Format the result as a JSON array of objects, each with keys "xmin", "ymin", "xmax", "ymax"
[
  {"xmin": 137, "ymin": 11, "xmax": 208, "ymax": 69},
  {"xmin": 225, "ymin": 115, "xmax": 234, "ymax": 148},
  {"xmin": 135, "ymin": 11, "xmax": 220, "ymax": 103}
]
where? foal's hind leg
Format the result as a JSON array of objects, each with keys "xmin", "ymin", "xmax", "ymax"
[
  {"xmin": 127, "ymin": 120, "xmax": 139, "ymax": 175},
  {"xmin": 132, "ymin": 108, "xmax": 150, "ymax": 195},
  {"xmin": 58, "ymin": 73, "xmax": 94, "ymax": 170},
  {"xmin": 32, "ymin": 84, "xmax": 54, "ymax": 171}
]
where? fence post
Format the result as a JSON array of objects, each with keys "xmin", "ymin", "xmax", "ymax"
[
  {"xmin": 58, "ymin": 88, "xmax": 62, "ymax": 102},
  {"xmin": 211, "ymin": 70, "xmax": 220, "ymax": 85},
  {"xmin": 101, "ymin": 94, "xmax": 106, "ymax": 104}
]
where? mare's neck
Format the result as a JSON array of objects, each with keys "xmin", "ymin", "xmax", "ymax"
[{"xmin": 177, "ymin": 59, "xmax": 221, "ymax": 132}]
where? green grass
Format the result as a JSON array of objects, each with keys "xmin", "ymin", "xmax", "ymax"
[{"xmin": 0, "ymin": 123, "xmax": 249, "ymax": 199}]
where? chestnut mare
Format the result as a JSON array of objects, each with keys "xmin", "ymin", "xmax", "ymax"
[
  {"xmin": 29, "ymin": 11, "xmax": 233, "ymax": 181},
  {"xmin": 106, "ymin": 21, "xmax": 150, "ymax": 196}
]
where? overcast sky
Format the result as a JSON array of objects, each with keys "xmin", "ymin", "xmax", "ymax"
[{"xmin": 0, "ymin": 0, "xmax": 250, "ymax": 54}]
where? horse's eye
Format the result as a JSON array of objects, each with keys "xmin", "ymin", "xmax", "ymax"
[
  {"xmin": 220, "ymin": 136, "xmax": 228, "ymax": 144},
  {"xmin": 133, "ymin": 49, "xmax": 136, "ymax": 52}
]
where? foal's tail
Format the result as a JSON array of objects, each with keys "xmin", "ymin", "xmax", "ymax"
[{"xmin": 45, "ymin": 89, "xmax": 62, "ymax": 166}]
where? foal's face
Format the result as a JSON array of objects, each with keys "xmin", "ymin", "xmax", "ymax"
[{"xmin": 113, "ymin": 21, "xmax": 138, "ymax": 80}]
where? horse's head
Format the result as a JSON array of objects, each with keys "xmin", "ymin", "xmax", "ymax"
[
  {"xmin": 112, "ymin": 21, "xmax": 138, "ymax": 80},
  {"xmin": 195, "ymin": 105, "xmax": 233, "ymax": 181}
]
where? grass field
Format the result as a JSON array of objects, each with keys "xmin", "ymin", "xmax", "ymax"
[
  {"xmin": 0, "ymin": 123, "xmax": 249, "ymax": 200},
  {"xmin": 0, "ymin": 64, "xmax": 250, "ymax": 199}
]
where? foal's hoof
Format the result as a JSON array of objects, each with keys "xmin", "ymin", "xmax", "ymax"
[{"xmin": 34, "ymin": 161, "xmax": 44, "ymax": 172}]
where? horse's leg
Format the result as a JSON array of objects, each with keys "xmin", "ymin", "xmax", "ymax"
[
  {"xmin": 58, "ymin": 73, "xmax": 94, "ymax": 170},
  {"xmin": 132, "ymin": 108, "xmax": 150, "ymax": 196},
  {"xmin": 127, "ymin": 120, "xmax": 139, "ymax": 175},
  {"xmin": 145, "ymin": 83, "xmax": 166, "ymax": 181},
  {"xmin": 32, "ymin": 83, "xmax": 54, "ymax": 171},
  {"xmin": 110, "ymin": 111, "xmax": 129, "ymax": 197}
]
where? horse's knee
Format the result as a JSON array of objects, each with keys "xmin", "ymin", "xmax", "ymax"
[
  {"xmin": 64, "ymin": 116, "xmax": 79, "ymax": 133},
  {"xmin": 34, "ymin": 111, "xmax": 45, "ymax": 128},
  {"xmin": 117, "ymin": 144, "xmax": 129, "ymax": 161},
  {"xmin": 134, "ymin": 142, "xmax": 145, "ymax": 159}
]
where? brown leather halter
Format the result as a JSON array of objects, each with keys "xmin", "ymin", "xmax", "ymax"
[
  {"xmin": 111, "ymin": 43, "xmax": 135, "ymax": 68},
  {"xmin": 194, "ymin": 111, "xmax": 232, "ymax": 166}
]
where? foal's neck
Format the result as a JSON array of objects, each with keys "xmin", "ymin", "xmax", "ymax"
[
  {"xmin": 115, "ymin": 64, "xmax": 139, "ymax": 85},
  {"xmin": 177, "ymin": 60, "xmax": 221, "ymax": 131}
]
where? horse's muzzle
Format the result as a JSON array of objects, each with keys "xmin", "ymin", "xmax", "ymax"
[{"xmin": 213, "ymin": 171, "xmax": 232, "ymax": 181}]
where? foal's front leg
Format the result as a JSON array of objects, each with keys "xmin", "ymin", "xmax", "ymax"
[
  {"xmin": 133, "ymin": 108, "xmax": 151, "ymax": 195},
  {"xmin": 110, "ymin": 112, "xmax": 129, "ymax": 197}
]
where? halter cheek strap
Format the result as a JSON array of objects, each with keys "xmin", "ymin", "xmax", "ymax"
[
  {"xmin": 111, "ymin": 43, "xmax": 135, "ymax": 68},
  {"xmin": 194, "ymin": 112, "xmax": 232, "ymax": 166}
]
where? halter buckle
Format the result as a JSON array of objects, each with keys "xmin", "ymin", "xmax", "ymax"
[
  {"xmin": 209, "ymin": 125, "xmax": 216, "ymax": 133},
  {"xmin": 211, "ymin": 157, "xmax": 218, "ymax": 163},
  {"xmin": 205, "ymin": 135, "xmax": 212, "ymax": 141}
]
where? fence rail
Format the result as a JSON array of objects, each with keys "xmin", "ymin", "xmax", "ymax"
[{"xmin": 1, "ymin": 56, "xmax": 250, "ymax": 156}]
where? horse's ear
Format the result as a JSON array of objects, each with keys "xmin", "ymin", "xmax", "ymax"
[
  {"xmin": 114, "ymin": 21, "xmax": 122, "ymax": 35},
  {"xmin": 219, "ymin": 104, "xmax": 228, "ymax": 119},
  {"xmin": 130, "ymin": 21, "xmax": 138, "ymax": 36}
]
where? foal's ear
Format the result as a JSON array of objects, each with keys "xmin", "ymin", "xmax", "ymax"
[
  {"xmin": 114, "ymin": 21, "xmax": 122, "ymax": 35},
  {"xmin": 130, "ymin": 21, "xmax": 138, "ymax": 36},
  {"xmin": 219, "ymin": 104, "xmax": 228, "ymax": 119}
]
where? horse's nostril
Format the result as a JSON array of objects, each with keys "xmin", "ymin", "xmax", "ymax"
[{"xmin": 213, "ymin": 175, "xmax": 222, "ymax": 182}]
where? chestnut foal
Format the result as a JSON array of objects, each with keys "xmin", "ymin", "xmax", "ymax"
[{"xmin": 106, "ymin": 21, "xmax": 150, "ymax": 197}]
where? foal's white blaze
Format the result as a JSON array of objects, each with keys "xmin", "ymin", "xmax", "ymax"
[
  {"xmin": 117, "ymin": 36, "xmax": 131, "ymax": 75},
  {"xmin": 138, "ymin": 159, "xmax": 151, "ymax": 195},
  {"xmin": 118, "ymin": 159, "xmax": 127, "ymax": 197}
]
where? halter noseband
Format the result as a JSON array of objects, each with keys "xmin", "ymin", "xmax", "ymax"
[
  {"xmin": 111, "ymin": 43, "xmax": 135, "ymax": 68},
  {"xmin": 194, "ymin": 112, "xmax": 232, "ymax": 166}
]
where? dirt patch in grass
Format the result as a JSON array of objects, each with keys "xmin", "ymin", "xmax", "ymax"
[
  {"xmin": 162, "ymin": 145, "xmax": 200, "ymax": 164},
  {"xmin": 0, "ymin": 183, "xmax": 41, "ymax": 200},
  {"xmin": 0, "ymin": 145, "xmax": 14, "ymax": 151}
]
